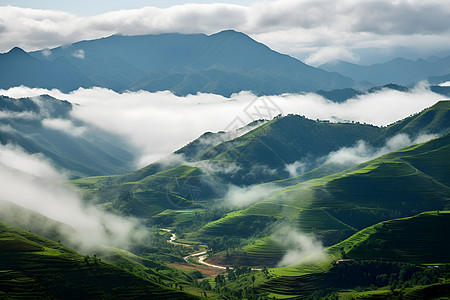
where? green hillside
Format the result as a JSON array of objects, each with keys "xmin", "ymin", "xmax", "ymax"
[
  {"xmin": 72, "ymin": 101, "xmax": 450, "ymax": 221},
  {"xmin": 338, "ymin": 211, "xmax": 450, "ymax": 264},
  {"xmin": 261, "ymin": 211, "xmax": 450, "ymax": 298},
  {"xmin": 196, "ymin": 133, "xmax": 450, "ymax": 265},
  {"xmin": 0, "ymin": 221, "xmax": 198, "ymax": 299},
  {"xmin": 0, "ymin": 95, "xmax": 135, "ymax": 178}
]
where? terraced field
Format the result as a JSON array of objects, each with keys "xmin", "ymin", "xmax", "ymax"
[
  {"xmin": 198, "ymin": 133, "xmax": 450, "ymax": 267},
  {"xmin": 345, "ymin": 211, "xmax": 450, "ymax": 263},
  {"xmin": 0, "ymin": 221, "xmax": 198, "ymax": 299},
  {"xmin": 261, "ymin": 211, "xmax": 450, "ymax": 298}
]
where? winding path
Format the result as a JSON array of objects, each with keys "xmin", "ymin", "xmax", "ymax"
[
  {"xmin": 161, "ymin": 228, "xmax": 261, "ymax": 271},
  {"xmin": 161, "ymin": 229, "xmax": 227, "ymax": 269}
]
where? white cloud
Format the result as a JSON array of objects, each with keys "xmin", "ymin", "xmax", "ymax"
[
  {"xmin": 284, "ymin": 160, "xmax": 308, "ymax": 177},
  {"xmin": 41, "ymin": 48, "xmax": 51, "ymax": 57},
  {"xmin": 0, "ymin": 1, "xmax": 449, "ymax": 64},
  {"xmin": 326, "ymin": 133, "xmax": 439, "ymax": 166},
  {"xmin": 305, "ymin": 46, "xmax": 360, "ymax": 66},
  {"xmin": 0, "ymin": 83, "xmax": 444, "ymax": 166},
  {"xmin": 0, "ymin": 143, "xmax": 147, "ymax": 251},
  {"xmin": 273, "ymin": 225, "xmax": 326, "ymax": 267},
  {"xmin": 0, "ymin": 110, "xmax": 37, "ymax": 120},
  {"xmin": 439, "ymin": 81, "xmax": 450, "ymax": 87},
  {"xmin": 42, "ymin": 118, "xmax": 87, "ymax": 136},
  {"xmin": 71, "ymin": 49, "xmax": 84, "ymax": 59},
  {"xmin": 222, "ymin": 183, "xmax": 280, "ymax": 209}
]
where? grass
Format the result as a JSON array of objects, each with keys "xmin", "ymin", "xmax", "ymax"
[
  {"xmin": 259, "ymin": 211, "xmax": 450, "ymax": 298},
  {"xmin": 198, "ymin": 133, "xmax": 450, "ymax": 253},
  {"xmin": 0, "ymin": 221, "xmax": 199, "ymax": 299}
]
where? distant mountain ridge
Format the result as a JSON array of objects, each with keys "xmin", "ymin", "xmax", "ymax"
[
  {"xmin": 0, "ymin": 95, "xmax": 135, "ymax": 177},
  {"xmin": 1, "ymin": 30, "xmax": 355, "ymax": 96},
  {"xmin": 320, "ymin": 56, "xmax": 450, "ymax": 86}
]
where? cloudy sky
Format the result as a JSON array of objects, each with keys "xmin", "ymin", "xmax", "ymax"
[{"xmin": 1, "ymin": 0, "xmax": 450, "ymax": 65}]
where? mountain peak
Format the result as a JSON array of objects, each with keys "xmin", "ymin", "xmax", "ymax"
[
  {"xmin": 6, "ymin": 46, "xmax": 28, "ymax": 56},
  {"xmin": 210, "ymin": 29, "xmax": 250, "ymax": 39}
]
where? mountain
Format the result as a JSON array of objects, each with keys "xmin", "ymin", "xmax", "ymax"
[
  {"xmin": 262, "ymin": 211, "xmax": 450, "ymax": 299},
  {"xmin": 198, "ymin": 131, "xmax": 450, "ymax": 267},
  {"xmin": 0, "ymin": 220, "xmax": 198, "ymax": 299},
  {"xmin": 0, "ymin": 30, "xmax": 356, "ymax": 96},
  {"xmin": 0, "ymin": 47, "xmax": 93, "ymax": 92},
  {"xmin": 72, "ymin": 100, "xmax": 450, "ymax": 221},
  {"xmin": 316, "ymin": 84, "xmax": 450, "ymax": 103},
  {"xmin": 0, "ymin": 94, "xmax": 135, "ymax": 178},
  {"xmin": 320, "ymin": 56, "xmax": 450, "ymax": 86},
  {"xmin": 336, "ymin": 211, "xmax": 450, "ymax": 264}
]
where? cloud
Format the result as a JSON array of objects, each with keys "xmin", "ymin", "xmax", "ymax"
[
  {"xmin": 326, "ymin": 133, "xmax": 439, "ymax": 166},
  {"xmin": 0, "ymin": 143, "xmax": 147, "ymax": 251},
  {"xmin": 41, "ymin": 48, "xmax": 51, "ymax": 57},
  {"xmin": 42, "ymin": 118, "xmax": 87, "ymax": 136},
  {"xmin": 0, "ymin": 83, "xmax": 445, "ymax": 167},
  {"xmin": 71, "ymin": 49, "xmax": 84, "ymax": 59},
  {"xmin": 439, "ymin": 81, "xmax": 450, "ymax": 87},
  {"xmin": 1, "ymin": 1, "xmax": 449, "ymax": 64},
  {"xmin": 222, "ymin": 183, "xmax": 280, "ymax": 209},
  {"xmin": 0, "ymin": 110, "xmax": 38, "ymax": 120},
  {"xmin": 273, "ymin": 225, "xmax": 326, "ymax": 267},
  {"xmin": 305, "ymin": 46, "xmax": 360, "ymax": 66},
  {"xmin": 284, "ymin": 160, "xmax": 308, "ymax": 177}
]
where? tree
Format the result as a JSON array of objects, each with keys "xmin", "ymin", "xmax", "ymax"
[{"xmin": 251, "ymin": 275, "xmax": 255, "ymax": 289}]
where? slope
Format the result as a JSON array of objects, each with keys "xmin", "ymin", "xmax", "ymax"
[
  {"xmin": 197, "ymin": 133, "xmax": 450, "ymax": 266},
  {"xmin": 0, "ymin": 47, "xmax": 94, "ymax": 92},
  {"xmin": 0, "ymin": 94, "xmax": 135, "ymax": 178},
  {"xmin": 72, "ymin": 100, "xmax": 450, "ymax": 220},
  {"xmin": 72, "ymin": 117, "xmax": 381, "ymax": 217},
  {"xmin": 0, "ymin": 220, "xmax": 198, "ymax": 299},
  {"xmin": 262, "ymin": 211, "xmax": 450, "ymax": 298}
]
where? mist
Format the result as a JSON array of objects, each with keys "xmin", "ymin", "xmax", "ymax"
[
  {"xmin": 273, "ymin": 225, "xmax": 326, "ymax": 267},
  {"xmin": 221, "ymin": 183, "xmax": 280, "ymax": 209},
  {"xmin": 0, "ymin": 143, "xmax": 148, "ymax": 252},
  {"xmin": 0, "ymin": 82, "xmax": 445, "ymax": 167},
  {"xmin": 326, "ymin": 133, "xmax": 439, "ymax": 167}
]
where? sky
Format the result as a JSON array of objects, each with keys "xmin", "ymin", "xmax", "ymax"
[{"xmin": 1, "ymin": 0, "xmax": 449, "ymax": 65}]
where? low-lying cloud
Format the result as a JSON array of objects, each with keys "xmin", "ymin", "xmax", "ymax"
[
  {"xmin": 0, "ymin": 83, "xmax": 444, "ymax": 167},
  {"xmin": 42, "ymin": 118, "xmax": 87, "ymax": 136},
  {"xmin": 273, "ymin": 225, "xmax": 326, "ymax": 267},
  {"xmin": 0, "ymin": 143, "xmax": 147, "ymax": 251},
  {"xmin": 222, "ymin": 183, "xmax": 280, "ymax": 209},
  {"xmin": 326, "ymin": 133, "xmax": 439, "ymax": 167}
]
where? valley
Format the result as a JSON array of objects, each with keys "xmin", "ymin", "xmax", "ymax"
[
  {"xmin": 1, "ymin": 14, "xmax": 450, "ymax": 298},
  {"xmin": 1, "ymin": 92, "xmax": 449, "ymax": 299}
]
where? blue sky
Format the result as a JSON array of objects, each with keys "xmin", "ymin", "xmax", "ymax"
[{"xmin": 1, "ymin": 0, "xmax": 449, "ymax": 65}]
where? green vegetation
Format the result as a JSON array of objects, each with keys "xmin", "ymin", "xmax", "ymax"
[
  {"xmin": 261, "ymin": 211, "xmax": 450, "ymax": 298},
  {"xmin": 3, "ymin": 100, "xmax": 447, "ymax": 298},
  {"xmin": 0, "ymin": 221, "xmax": 198, "ymax": 299},
  {"xmin": 195, "ymin": 132, "xmax": 450, "ymax": 265}
]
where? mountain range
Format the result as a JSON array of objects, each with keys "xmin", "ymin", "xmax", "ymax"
[
  {"xmin": 1, "ymin": 29, "xmax": 450, "ymax": 299},
  {"xmin": 0, "ymin": 30, "xmax": 353, "ymax": 96},
  {"xmin": 0, "ymin": 94, "xmax": 135, "ymax": 177},
  {"xmin": 320, "ymin": 56, "xmax": 450, "ymax": 86}
]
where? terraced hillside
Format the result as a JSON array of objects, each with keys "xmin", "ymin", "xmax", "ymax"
[
  {"xmin": 337, "ymin": 211, "xmax": 450, "ymax": 264},
  {"xmin": 198, "ymin": 133, "xmax": 450, "ymax": 266},
  {"xmin": 0, "ymin": 221, "xmax": 198, "ymax": 299},
  {"xmin": 262, "ymin": 211, "xmax": 450, "ymax": 298},
  {"xmin": 72, "ymin": 100, "xmax": 450, "ymax": 220}
]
